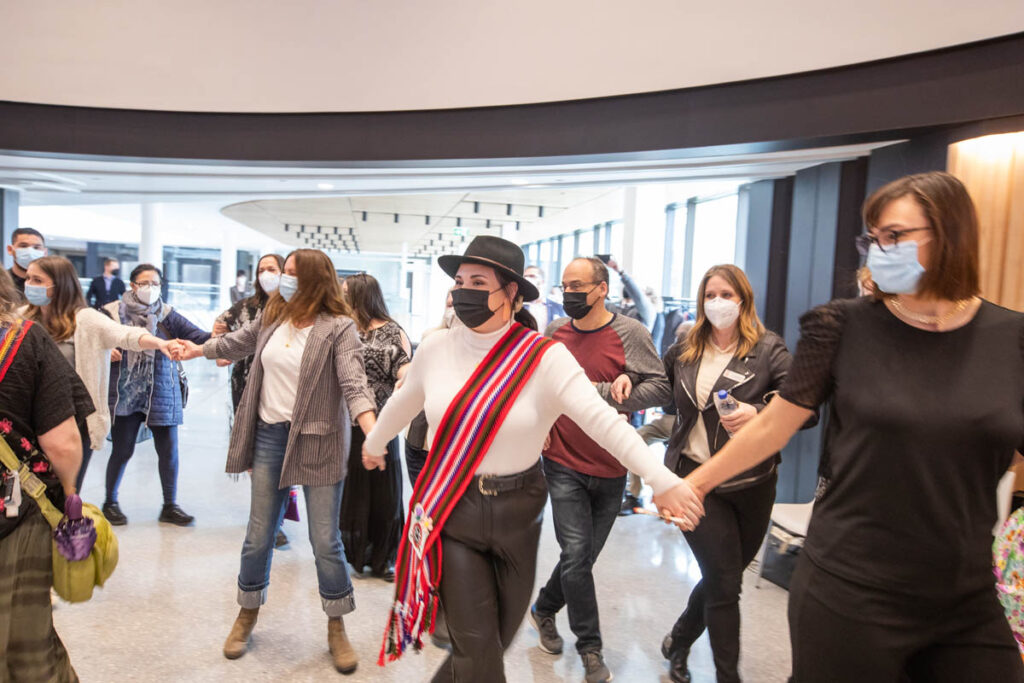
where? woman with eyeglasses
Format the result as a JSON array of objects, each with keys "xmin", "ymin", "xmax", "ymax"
[
  {"xmin": 658, "ymin": 263, "xmax": 812, "ymax": 683},
  {"xmin": 20, "ymin": 256, "xmax": 179, "ymax": 493},
  {"xmin": 338, "ymin": 272, "xmax": 411, "ymax": 582},
  {"xmin": 680, "ymin": 172, "xmax": 1024, "ymax": 682},
  {"xmin": 102, "ymin": 263, "xmax": 211, "ymax": 527},
  {"xmin": 361, "ymin": 236, "xmax": 703, "ymax": 682}
]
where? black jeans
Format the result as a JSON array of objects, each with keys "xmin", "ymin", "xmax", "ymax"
[
  {"xmin": 405, "ymin": 441, "xmax": 428, "ymax": 489},
  {"xmin": 669, "ymin": 467, "xmax": 776, "ymax": 683},
  {"xmin": 431, "ymin": 463, "xmax": 547, "ymax": 683},
  {"xmin": 75, "ymin": 423, "xmax": 91, "ymax": 492},
  {"xmin": 105, "ymin": 412, "xmax": 179, "ymax": 505},
  {"xmin": 534, "ymin": 457, "xmax": 626, "ymax": 654},
  {"xmin": 788, "ymin": 556, "xmax": 1024, "ymax": 682}
]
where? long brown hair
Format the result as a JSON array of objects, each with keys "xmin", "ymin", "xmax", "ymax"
[
  {"xmin": 862, "ymin": 171, "xmax": 980, "ymax": 301},
  {"xmin": 23, "ymin": 255, "xmax": 87, "ymax": 342},
  {"xmin": 263, "ymin": 249, "xmax": 350, "ymax": 326},
  {"xmin": 679, "ymin": 264, "xmax": 765, "ymax": 364},
  {"xmin": 343, "ymin": 273, "xmax": 393, "ymax": 333}
]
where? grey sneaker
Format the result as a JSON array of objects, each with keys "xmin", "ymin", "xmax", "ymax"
[
  {"xmin": 528, "ymin": 604, "xmax": 563, "ymax": 655},
  {"xmin": 581, "ymin": 651, "xmax": 613, "ymax": 683}
]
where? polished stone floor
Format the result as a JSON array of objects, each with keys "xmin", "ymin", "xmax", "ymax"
[{"xmin": 56, "ymin": 362, "xmax": 791, "ymax": 682}]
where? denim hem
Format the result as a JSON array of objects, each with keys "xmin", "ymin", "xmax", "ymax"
[
  {"xmin": 237, "ymin": 586, "xmax": 268, "ymax": 609},
  {"xmin": 321, "ymin": 593, "xmax": 356, "ymax": 617}
]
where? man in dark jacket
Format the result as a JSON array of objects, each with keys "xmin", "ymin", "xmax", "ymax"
[{"xmin": 86, "ymin": 258, "xmax": 126, "ymax": 308}]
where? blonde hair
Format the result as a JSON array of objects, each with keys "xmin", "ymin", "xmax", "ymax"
[
  {"xmin": 679, "ymin": 264, "xmax": 766, "ymax": 365},
  {"xmin": 0, "ymin": 268, "xmax": 20, "ymax": 326}
]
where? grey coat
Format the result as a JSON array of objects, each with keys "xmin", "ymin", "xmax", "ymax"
[{"xmin": 203, "ymin": 313, "xmax": 376, "ymax": 488}]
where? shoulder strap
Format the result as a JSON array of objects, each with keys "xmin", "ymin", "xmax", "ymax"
[{"xmin": 0, "ymin": 320, "xmax": 33, "ymax": 384}]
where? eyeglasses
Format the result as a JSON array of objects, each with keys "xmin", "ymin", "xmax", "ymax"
[
  {"xmin": 557, "ymin": 282, "xmax": 599, "ymax": 293},
  {"xmin": 855, "ymin": 227, "xmax": 931, "ymax": 255}
]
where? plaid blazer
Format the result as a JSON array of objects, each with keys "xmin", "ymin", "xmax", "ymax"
[{"xmin": 203, "ymin": 313, "xmax": 376, "ymax": 488}]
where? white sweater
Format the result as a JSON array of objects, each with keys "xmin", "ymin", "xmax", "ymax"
[
  {"xmin": 364, "ymin": 322, "xmax": 680, "ymax": 494},
  {"xmin": 22, "ymin": 305, "xmax": 148, "ymax": 449}
]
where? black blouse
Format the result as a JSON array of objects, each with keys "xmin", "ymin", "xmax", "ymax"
[{"xmin": 780, "ymin": 297, "xmax": 1024, "ymax": 600}]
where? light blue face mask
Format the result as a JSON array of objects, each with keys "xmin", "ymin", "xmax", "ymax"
[
  {"xmin": 279, "ymin": 274, "xmax": 298, "ymax": 302},
  {"xmin": 865, "ymin": 240, "xmax": 925, "ymax": 295},
  {"xmin": 14, "ymin": 247, "xmax": 45, "ymax": 269},
  {"xmin": 24, "ymin": 284, "xmax": 51, "ymax": 307}
]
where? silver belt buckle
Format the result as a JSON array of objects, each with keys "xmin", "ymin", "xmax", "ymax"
[{"xmin": 478, "ymin": 475, "xmax": 498, "ymax": 496}]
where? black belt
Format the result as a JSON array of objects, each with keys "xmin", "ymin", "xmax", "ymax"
[{"xmin": 473, "ymin": 461, "xmax": 542, "ymax": 496}]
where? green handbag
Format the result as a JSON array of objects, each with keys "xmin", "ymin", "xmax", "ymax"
[{"xmin": 0, "ymin": 438, "xmax": 119, "ymax": 603}]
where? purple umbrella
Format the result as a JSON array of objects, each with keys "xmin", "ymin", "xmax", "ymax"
[{"xmin": 53, "ymin": 494, "xmax": 97, "ymax": 562}]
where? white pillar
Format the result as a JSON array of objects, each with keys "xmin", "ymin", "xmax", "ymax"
[
  {"xmin": 621, "ymin": 185, "xmax": 667, "ymax": 292},
  {"xmin": 219, "ymin": 229, "xmax": 238, "ymax": 312},
  {"xmin": 139, "ymin": 203, "xmax": 163, "ymax": 266}
]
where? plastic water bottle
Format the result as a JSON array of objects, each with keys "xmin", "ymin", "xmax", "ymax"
[{"xmin": 713, "ymin": 389, "xmax": 740, "ymax": 436}]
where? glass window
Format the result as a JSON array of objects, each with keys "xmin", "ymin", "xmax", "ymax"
[
  {"xmin": 689, "ymin": 194, "xmax": 739, "ymax": 296},
  {"xmin": 610, "ymin": 221, "xmax": 624, "ymax": 262},
  {"xmin": 668, "ymin": 205, "xmax": 688, "ymax": 298},
  {"xmin": 539, "ymin": 240, "xmax": 551, "ymax": 277}
]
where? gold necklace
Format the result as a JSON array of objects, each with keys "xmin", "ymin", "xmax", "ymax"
[{"xmin": 889, "ymin": 297, "xmax": 973, "ymax": 329}]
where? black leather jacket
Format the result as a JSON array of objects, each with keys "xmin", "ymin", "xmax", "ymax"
[{"xmin": 664, "ymin": 331, "xmax": 816, "ymax": 492}]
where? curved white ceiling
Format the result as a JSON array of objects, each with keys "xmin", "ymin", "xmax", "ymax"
[{"xmin": 2, "ymin": 1, "xmax": 1023, "ymax": 113}]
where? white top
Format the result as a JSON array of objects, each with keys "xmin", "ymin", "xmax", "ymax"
[
  {"xmin": 23, "ymin": 304, "xmax": 149, "ymax": 450},
  {"xmin": 259, "ymin": 322, "xmax": 312, "ymax": 424},
  {"xmin": 364, "ymin": 322, "xmax": 680, "ymax": 494},
  {"xmin": 682, "ymin": 342, "xmax": 735, "ymax": 464}
]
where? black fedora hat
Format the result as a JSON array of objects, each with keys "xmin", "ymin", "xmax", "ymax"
[{"xmin": 438, "ymin": 235, "xmax": 539, "ymax": 302}]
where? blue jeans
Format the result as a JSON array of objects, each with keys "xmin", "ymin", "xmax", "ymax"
[
  {"xmin": 106, "ymin": 412, "xmax": 179, "ymax": 505},
  {"xmin": 237, "ymin": 421, "xmax": 355, "ymax": 616},
  {"xmin": 534, "ymin": 457, "xmax": 626, "ymax": 654}
]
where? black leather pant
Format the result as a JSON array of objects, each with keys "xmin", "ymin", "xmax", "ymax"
[{"xmin": 431, "ymin": 462, "xmax": 547, "ymax": 683}]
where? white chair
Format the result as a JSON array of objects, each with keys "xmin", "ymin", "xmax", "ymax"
[{"xmin": 755, "ymin": 501, "xmax": 814, "ymax": 589}]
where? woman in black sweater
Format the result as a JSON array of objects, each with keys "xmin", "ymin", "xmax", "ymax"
[{"xmin": 683, "ymin": 172, "xmax": 1024, "ymax": 682}]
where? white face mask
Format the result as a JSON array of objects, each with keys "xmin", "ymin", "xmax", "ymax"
[
  {"xmin": 258, "ymin": 271, "xmax": 280, "ymax": 293},
  {"xmin": 136, "ymin": 284, "xmax": 160, "ymax": 305},
  {"xmin": 704, "ymin": 297, "xmax": 741, "ymax": 330},
  {"xmin": 236, "ymin": 276, "xmax": 247, "ymax": 288}
]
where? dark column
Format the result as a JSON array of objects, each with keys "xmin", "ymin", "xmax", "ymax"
[
  {"xmin": 740, "ymin": 178, "xmax": 793, "ymax": 335},
  {"xmin": 0, "ymin": 189, "xmax": 19, "ymax": 269},
  {"xmin": 832, "ymin": 158, "xmax": 869, "ymax": 298}
]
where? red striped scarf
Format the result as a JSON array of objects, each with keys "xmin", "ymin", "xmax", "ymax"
[
  {"xmin": 379, "ymin": 323, "xmax": 554, "ymax": 664},
  {"xmin": 0, "ymin": 320, "xmax": 32, "ymax": 383}
]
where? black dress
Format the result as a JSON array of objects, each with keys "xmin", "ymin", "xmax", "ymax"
[
  {"xmin": 779, "ymin": 297, "xmax": 1024, "ymax": 681},
  {"xmin": 340, "ymin": 321, "xmax": 410, "ymax": 574}
]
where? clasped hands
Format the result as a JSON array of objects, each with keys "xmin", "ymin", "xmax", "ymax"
[
  {"xmin": 155, "ymin": 339, "xmax": 206, "ymax": 362},
  {"xmin": 360, "ymin": 443, "xmax": 386, "ymax": 471}
]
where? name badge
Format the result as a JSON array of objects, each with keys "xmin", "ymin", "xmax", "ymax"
[{"xmin": 723, "ymin": 369, "xmax": 746, "ymax": 383}]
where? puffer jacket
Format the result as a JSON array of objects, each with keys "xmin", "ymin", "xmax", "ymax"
[{"xmin": 104, "ymin": 301, "xmax": 211, "ymax": 426}]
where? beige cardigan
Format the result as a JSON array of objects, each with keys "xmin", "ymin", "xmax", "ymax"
[{"xmin": 20, "ymin": 305, "xmax": 148, "ymax": 449}]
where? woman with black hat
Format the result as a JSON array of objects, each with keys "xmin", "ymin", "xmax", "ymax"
[{"xmin": 362, "ymin": 235, "xmax": 704, "ymax": 682}]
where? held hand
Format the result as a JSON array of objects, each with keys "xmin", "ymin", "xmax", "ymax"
[
  {"xmin": 719, "ymin": 401, "xmax": 758, "ymax": 434},
  {"xmin": 215, "ymin": 358, "xmax": 232, "ymax": 368},
  {"xmin": 175, "ymin": 339, "xmax": 205, "ymax": 361},
  {"xmin": 212, "ymin": 321, "xmax": 228, "ymax": 337},
  {"xmin": 110, "ymin": 348, "xmax": 123, "ymax": 362},
  {"xmin": 156, "ymin": 339, "xmax": 177, "ymax": 360},
  {"xmin": 652, "ymin": 480, "xmax": 705, "ymax": 531},
  {"xmin": 610, "ymin": 374, "xmax": 633, "ymax": 404},
  {"xmin": 361, "ymin": 444, "xmax": 386, "ymax": 471}
]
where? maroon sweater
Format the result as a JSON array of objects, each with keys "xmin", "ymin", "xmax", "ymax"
[{"xmin": 543, "ymin": 314, "xmax": 670, "ymax": 478}]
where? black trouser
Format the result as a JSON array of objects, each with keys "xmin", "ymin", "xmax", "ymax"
[
  {"xmin": 670, "ymin": 464, "xmax": 776, "ymax": 683},
  {"xmin": 431, "ymin": 462, "xmax": 547, "ymax": 683},
  {"xmin": 788, "ymin": 556, "xmax": 1024, "ymax": 683},
  {"xmin": 75, "ymin": 423, "xmax": 91, "ymax": 493},
  {"xmin": 105, "ymin": 412, "xmax": 179, "ymax": 505},
  {"xmin": 405, "ymin": 441, "xmax": 428, "ymax": 488},
  {"xmin": 339, "ymin": 427, "xmax": 403, "ymax": 573}
]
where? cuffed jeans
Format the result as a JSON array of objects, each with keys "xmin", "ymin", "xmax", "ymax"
[
  {"xmin": 237, "ymin": 420, "xmax": 355, "ymax": 617},
  {"xmin": 535, "ymin": 457, "xmax": 626, "ymax": 654}
]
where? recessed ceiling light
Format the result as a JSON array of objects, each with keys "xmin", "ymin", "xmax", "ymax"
[{"xmin": 317, "ymin": 183, "xmax": 335, "ymax": 190}]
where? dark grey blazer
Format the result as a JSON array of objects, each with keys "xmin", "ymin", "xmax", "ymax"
[{"xmin": 203, "ymin": 313, "xmax": 376, "ymax": 488}]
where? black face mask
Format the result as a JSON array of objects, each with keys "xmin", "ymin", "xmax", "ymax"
[
  {"xmin": 562, "ymin": 289, "xmax": 595, "ymax": 320},
  {"xmin": 110, "ymin": 269, "xmax": 120, "ymax": 277},
  {"xmin": 451, "ymin": 287, "xmax": 500, "ymax": 328}
]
